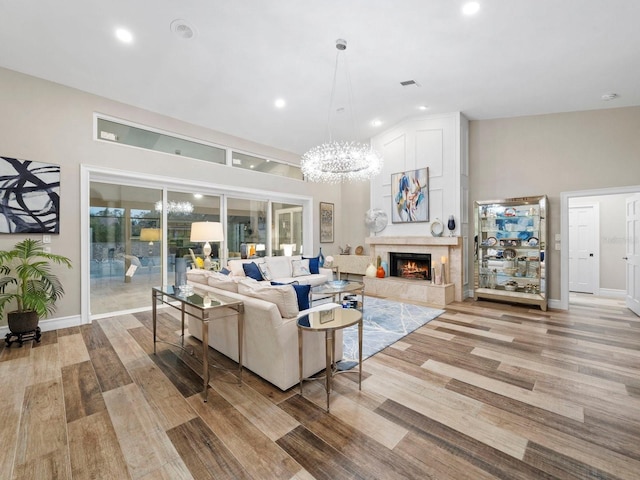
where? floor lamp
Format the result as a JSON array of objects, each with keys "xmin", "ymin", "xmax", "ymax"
[{"xmin": 190, "ymin": 222, "xmax": 224, "ymax": 270}]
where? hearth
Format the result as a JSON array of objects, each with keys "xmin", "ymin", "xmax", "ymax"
[{"xmin": 389, "ymin": 252, "xmax": 431, "ymax": 281}]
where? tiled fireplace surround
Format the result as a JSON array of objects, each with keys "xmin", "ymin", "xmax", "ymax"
[{"xmin": 364, "ymin": 236, "xmax": 463, "ymax": 307}]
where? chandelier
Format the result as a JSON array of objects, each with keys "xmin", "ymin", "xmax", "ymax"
[
  {"xmin": 155, "ymin": 200, "xmax": 194, "ymax": 214},
  {"xmin": 301, "ymin": 39, "xmax": 383, "ymax": 184}
]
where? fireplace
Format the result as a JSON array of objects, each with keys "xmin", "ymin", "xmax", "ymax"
[{"xmin": 389, "ymin": 252, "xmax": 431, "ymax": 281}]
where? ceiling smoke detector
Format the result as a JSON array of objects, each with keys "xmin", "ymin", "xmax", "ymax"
[
  {"xmin": 170, "ymin": 19, "xmax": 197, "ymax": 39},
  {"xmin": 601, "ymin": 93, "xmax": 619, "ymax": 101}
]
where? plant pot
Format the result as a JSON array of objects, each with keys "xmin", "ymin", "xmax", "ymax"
[{"xmin": 7, "ymin": 310, "xmax": 39, "ymax": 334}]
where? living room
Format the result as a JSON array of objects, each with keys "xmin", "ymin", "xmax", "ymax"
[{"xmin": 1, "ymin": 2, "xmax": 640, "ymax": 479}]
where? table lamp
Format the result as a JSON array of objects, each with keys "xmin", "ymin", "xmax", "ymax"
[
  {"xmin": 190, "ymin": 221, "xmax": 224, "ymax": 270},
  {"xmin": 140, "ymin": 228, "xmax": 161, "ymax": 255}
]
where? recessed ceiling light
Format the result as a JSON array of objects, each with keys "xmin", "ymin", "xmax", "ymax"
[
  {"xmin": 462, "ymin": 2, "xmax": 480, "ymax": 15},
  {"xmin": 275, "ymin": 98, "xmax": 286, "ymax": 108},
  {"xmin": 371, "ymin": 119, "xmax": 382, "ymax": 127},
  {"xmin": 115, "ymin": 28, "xmax": 133, "ymax": 43},
  {"xmin": 418, "ymin": 105, "xmax": 430, "ymax": 111}
]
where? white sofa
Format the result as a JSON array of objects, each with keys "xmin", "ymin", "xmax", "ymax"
[{"xmin": 186, "ymin": 258, "xmax": 341, "ymax": 391}]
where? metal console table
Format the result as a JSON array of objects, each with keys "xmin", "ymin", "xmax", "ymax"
[{"xmin": 152, "ymin": 286, "xmax": 244, "ymax": 402}]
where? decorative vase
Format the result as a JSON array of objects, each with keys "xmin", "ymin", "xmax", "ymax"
[
  {"xmin": 447, "ymin": 215, "xmax": 456, "ymax": 237},
  {"xmin": 318, "ymin": 247, "xmax": 325, "ymax": 267},
  {"xmin": 381, "ymin": 260, "xmax": 388, "ymax": 276},
  {"xmin": 376, "ymin": 266, "xmax": 385, "ymax": 278},
  {"xmin": 365, "ymin": 263, "xmax": 377, "ymax": 277}
]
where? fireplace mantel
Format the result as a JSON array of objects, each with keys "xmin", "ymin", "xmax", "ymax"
[{"xmin": 365, "ymin": 236, "xmax": 463, "ymax": 303}]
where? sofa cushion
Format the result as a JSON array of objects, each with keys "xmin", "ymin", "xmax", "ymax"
[
  {"xmin": 238, "ymin": 279, "xmax": 299, "ymax": 318},
  {"xmin": 271, "ymin": 281, "xmax": 309, "ymax": 310},
  {"xmin": 186, "ymin": 269, "xmax": 215, "ymax": 285},
  {"xmin": 291, "ymin": 258, "xmax": 311, "ymax": 277},
  {"xmin": 243, "ymin": 262, "xmax": 264, "ymax": 281},
  {"xmin": 219, "ymin": 267, "xmax": 231, "ymax": 275},
  {"xmin": 303, "ymin": 256, "xmax": 320, "ymax": 274},
  {"xmin": 207, "ymin": 274, "xmax": 238, "ymax": 293}
]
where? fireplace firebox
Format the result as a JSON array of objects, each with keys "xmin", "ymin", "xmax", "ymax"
[{"xmin": 389, "ymin": 252, "xmax": 431, "ymax": 281}]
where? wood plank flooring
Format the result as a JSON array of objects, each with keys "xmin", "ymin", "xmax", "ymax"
[{"xmin": 1, "ymin": 296, "xmax": 639, "ymax": 479}]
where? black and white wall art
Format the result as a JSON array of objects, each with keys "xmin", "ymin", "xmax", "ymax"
[{"xmin": 0, "ymin": 156, "xmax": 60, "ymax": 233}]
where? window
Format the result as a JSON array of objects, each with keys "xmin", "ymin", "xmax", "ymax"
[{"xmin": 231, "ymin": 151, "xmax": 303, "ymax": 180}]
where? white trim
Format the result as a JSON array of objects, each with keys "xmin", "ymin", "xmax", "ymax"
[
  {"xmin": 0, "ymin": 315, "xmax": 83, "ymax": 337},
  {"xmin": 599, "ymin": 288, "xmax": 627, "ymax": 298},
  {"xmin": 560, "ymin": 184, "xmax": 640, "ymax": 311}
]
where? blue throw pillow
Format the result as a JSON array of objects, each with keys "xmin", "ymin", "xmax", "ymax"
[
  {"xmin": 303, "ymin": 256, "xmax": 320, "ymax": 274},
  {"xmin": 271, "ymin": 281, "xmax": 310, "ymax": 310},
  {"xmin": 242, "ymin": 262, "xmax": 263, "ymax": 281},
  {"xmin": 219, "ymin": 267, "xmax": 231, "ymax": 275}
]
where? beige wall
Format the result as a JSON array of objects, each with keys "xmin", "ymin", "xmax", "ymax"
[
  {"xmin": 469, "ymin": 107, "xmax": 640, "ymax": 302},
  {"xmin": 0, "ymin": 67, "xmax": 341, "ymax": 324}
]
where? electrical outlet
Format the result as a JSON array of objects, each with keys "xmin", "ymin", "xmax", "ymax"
[
  {"xmin": 44, "ymin": 246, "xmax": 51, "ymax": 253},
  {"xmin": 42, "ymin": 234, "xmax": 51, "ymax": 244},
  {"xmin": 555, "ymin": 242, "xmax": 561, "ymax": 250}
]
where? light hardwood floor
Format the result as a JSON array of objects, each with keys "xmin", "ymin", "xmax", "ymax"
[{"xmin": 1, "ymin": 296, "xmax": 639, "ymax": 479}]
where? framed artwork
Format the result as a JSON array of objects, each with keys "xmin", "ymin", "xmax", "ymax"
[
  {"xmin": 0, "ymin": 156, "xmax": 60, "ymax": 233},
  {"xmin": 391, "ymin": 167, "xmax": 429, "ymax": 223},
  {"xmin": 319, "ymin": 202, "xmax": 334, "ymax": 243}
]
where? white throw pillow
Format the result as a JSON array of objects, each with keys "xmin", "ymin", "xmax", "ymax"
[
  {"xmin": 291, "ymin": 258, "xmax": 311, "ymax": 277},
  {"xmin": 258, "ymin": 263, "xmax": 273, "ymax": 281},
  {"xmin": 237, "ymin": 279, "xmax": 299, "ymax": 318}
]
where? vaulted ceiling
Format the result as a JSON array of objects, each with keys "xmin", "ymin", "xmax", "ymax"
[{"xmin": 1, "ymin": 1, "xmax": 638, "ymax": 156}]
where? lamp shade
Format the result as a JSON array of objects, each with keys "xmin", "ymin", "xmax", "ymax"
[
  {"xmin": 140, "ymin": 228, "xmax": 161, "ymax": 242},
  {"xmin": 190, "ymin": 222, "xmax": 224, "ymax": 242}
]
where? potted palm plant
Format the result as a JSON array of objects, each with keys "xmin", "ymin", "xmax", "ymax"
[{"xmin": 0, "ymin": 238, "xmax": 72, "ymax": 346}]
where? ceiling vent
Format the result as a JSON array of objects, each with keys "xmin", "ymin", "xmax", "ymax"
[
  {"xmin": 400, "ymin": 80, "xmax": 421, "ymax": 87},
  {"xmin": 170, "ymin": 19, "xmax": 197, "ymax": 39}
]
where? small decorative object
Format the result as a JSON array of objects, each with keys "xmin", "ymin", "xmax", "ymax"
[
  {"xmin": 318, "ymin": 247, "xmax": 325, "ymax": 267},
  {"xmin": 447, "ymin": 215, "xmax": 456, "ymax": 237},
  {"xmin": 355, "ymin": 245, "xmax": 364, "ymax": 255},
  {"xmin": 0, "ymin": 238, "xmax": 72, "ymax": 346},
  {"xmin": 365, "ymin": 262, "xmax": 377, "ymax": 278},
  {"xmin": 376, "ymin": 255, "xmax": 385, "ymax": 278},
  {"xmin": 391, "ymin": 167, "xmax": 429, "ymax": 223},
  {"xmin": 339, "ymin": 244, "xmax": 352, "ymax": 255},
  {"xmin": 430, "ymin": 218, "xmax": 444, "ymax": 237},
  {"xmin": 441, "ymin": 256, "xmax": 447, "ymax": 284},
  {"xmin": 324, "ymin": 255, "xmax": 334, "ymax": 267},
  {"xmin": 381, "ymin": 260, "xmax": 388, "ymax": 276},
  {"xmin": 365, "ymin": 209, "xmax": 388, "ymax": 234}
]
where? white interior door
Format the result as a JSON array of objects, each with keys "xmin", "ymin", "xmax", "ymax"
[
  {"xmin": 569, "ymin": 205, "xmax": 598, "ymax": 293},
  {"xmin": 625, "ymin": 194, "xmax": 640, "ymax": 316}
]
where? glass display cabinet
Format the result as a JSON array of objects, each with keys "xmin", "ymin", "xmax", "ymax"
[{"xmin": 474, "ymin": 196, "xmax": 548, "ymax": 311}]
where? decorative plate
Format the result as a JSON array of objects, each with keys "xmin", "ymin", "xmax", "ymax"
[
  {"xmin": 355, "ymin": 245, "xmax": 364, "ymax": 255},
  {"xmin": 503, "ymin": 247, "xmax": 517, "ymax": 260},
  {"xmin": 431, "ymin": 219, "xmax": 444, "ymax": 237},
  {"xmin": 484, "ymin": 236, "xmax": 497, "ymax": 246},
  {"xmin": 504, "ymin": 207, "xmax": 516, "ymax": 217},
  {"xmin": 526, "ymin": 237, "xmax": 539, "ymax": 246}
]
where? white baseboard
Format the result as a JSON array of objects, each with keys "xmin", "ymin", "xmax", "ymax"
[
  {"xmin": 1, "ymin": 314, "xmax": 83, "ymax": 337},
  {"xmin": 596, "ymin": 288, "xmax": 626, "ymax": 298}
]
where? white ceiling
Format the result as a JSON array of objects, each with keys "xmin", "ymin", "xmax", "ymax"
[{"xmin": 1, "ymin": 1, "xmax": 639, "ymax": 156}]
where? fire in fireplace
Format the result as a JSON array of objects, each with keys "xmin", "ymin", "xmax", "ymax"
[{"xmin": 389, "ymin": 252, "xmax": 432, "ymax": 280}]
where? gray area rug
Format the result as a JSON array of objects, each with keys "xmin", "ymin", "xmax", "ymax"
[{"xmin": 340, "ymin": 296, "xmax": 445, "ymax": 364}]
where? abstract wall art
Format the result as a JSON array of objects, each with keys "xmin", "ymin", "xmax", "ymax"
[
  {"xmin": 319, "ymin": 202, "xmax": 334, "ymax": 243},
  {"xmin": 391, "ymin": 167, "xmax": 429, "ymax": 223},
  {"xmin": 0, "ymin": 156, "xmax": 60, "ymax": 233}
]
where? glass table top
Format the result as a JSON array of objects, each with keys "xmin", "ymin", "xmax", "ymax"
[
  {"xmin": 311, "ymin": 280, "xmax": 364, "ymax": 295},
  {"xmin": 297, "ymin": 306, "xmax": 362, "ymax": 331},
  {"xmin": 153, "ymin": 285, "xmax": 242, "ymax": 309}
]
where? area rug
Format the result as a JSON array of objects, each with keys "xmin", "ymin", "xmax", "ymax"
[{"xmin": 340, "ymin": 296, "xmax": 445, "ymax": 365}]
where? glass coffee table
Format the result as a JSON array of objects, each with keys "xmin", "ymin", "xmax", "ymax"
[
  {"xmin": 311, "ymin": 280, "xmax": 365, "ymax": 310},
  {"xmin": 297, "ymin": 306, "xmax": 362, "ymax": 412}
]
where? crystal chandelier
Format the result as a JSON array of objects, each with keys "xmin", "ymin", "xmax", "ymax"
[
  {"xmin": 301, "ymin": 39, "xmax": 383, "ymax": 184},
  {"xmin": 155, "ymin": 200, "xmax": 194, "ymax": 214}
]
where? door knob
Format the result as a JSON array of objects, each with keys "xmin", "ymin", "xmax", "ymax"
[
  {"xmin": 589, "ymin": 253, "xmax": 594, "ymax": 257},
  {"xmin": 623, "ymin": 256, "xmax": 628, "ymax": 260}
]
